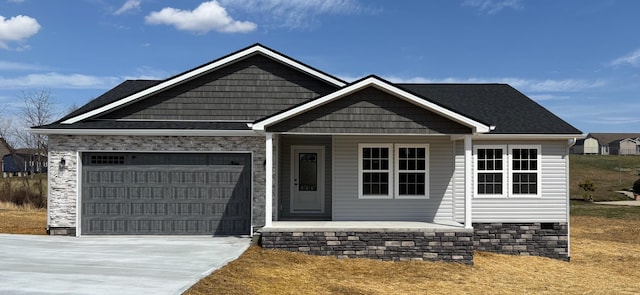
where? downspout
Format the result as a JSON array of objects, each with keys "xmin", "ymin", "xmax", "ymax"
[{"xmin": 566, "ymin": 138, "xmax": 577, "ymax": 261}]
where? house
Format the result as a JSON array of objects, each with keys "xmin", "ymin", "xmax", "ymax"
[
  {"xmin": 1, "ymin": 137, "xmax": 13, "ymax": 176},
  {"xmin": 2, "ymin": 152, "xmax": 48, "ymax": 175},
  {"xmin": 610, "ymin": 138, "xmax": 640, "ymax": 155},
  {"xmin": 570, "ymin": 133, "xmax": 640, "ymax": 155},
  {"xmin": 31, "ymin": 44, "xmax": 582, "ymax": 263}
]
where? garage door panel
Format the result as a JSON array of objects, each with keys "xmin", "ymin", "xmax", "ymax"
[{"xmin": 82, "ymin": 153, "xmax": 251, "ymax": 235}]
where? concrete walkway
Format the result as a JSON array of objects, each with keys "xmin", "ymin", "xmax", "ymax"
[
  {"xmin": 594, "ymin": 191, "xmax": 640, "ymax": 206},
  {"xmin": 0, "ymin": 234, "xmax": 250, "ymax": 295}
]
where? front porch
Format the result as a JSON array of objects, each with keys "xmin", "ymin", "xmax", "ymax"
[{"xmin": 260, "ymin": 221, "xmax": 474, "ymax": 264}]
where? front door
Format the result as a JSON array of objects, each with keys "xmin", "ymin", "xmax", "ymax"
[{"xmin": 291, "ymin": 146, "xmax": 324, "ymax": 213}]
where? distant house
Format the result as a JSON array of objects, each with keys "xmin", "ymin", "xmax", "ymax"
[
  {"xmin": 571, "ymin": 133, "xmax": 640, "ymax": 155},
  {"xmin": 0, "ymin": 138, "xmax": 48, "ymax": 176}
]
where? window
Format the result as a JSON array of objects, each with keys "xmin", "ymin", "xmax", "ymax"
[
  {"xmin": 359, "ymin": 143, "xmax": 429, "ymax": 199},
  {"xmin": 473, "ymin": 145, "xmax": 541, "ymax": 198},
  {"xmin": 395, "ymin": 145, "xmax": 428, "ymax": 198},
  {"xmin": 474, "ymin": 146, "xmax": 506, "ymax": 198},
  {"xmin": 509, "ymin": 145, "xmax": 541, "ymax": 196},
  {"xmin": 359, "ymin": 144, "xmax": 392, "ymax": 198}
]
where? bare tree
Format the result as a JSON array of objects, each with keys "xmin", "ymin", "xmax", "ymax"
[
  {"xmin": 17, "ymin": 89, "xmax": 56, "ymax": 174},
  {"xmin": 0, "ymin": 104, "xmax": 16, "ymax": 147}
]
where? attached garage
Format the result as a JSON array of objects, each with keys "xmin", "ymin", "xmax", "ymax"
[{"xmin": 81, "ymin": 152, "xmax": 251, "ymax": 235}]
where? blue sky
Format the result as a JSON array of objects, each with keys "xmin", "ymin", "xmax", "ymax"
[{"xmin": 1, "ymin": 0, "xmax": 639, "ymax": 134}]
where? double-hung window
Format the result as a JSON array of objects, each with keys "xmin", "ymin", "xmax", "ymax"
[
  {"xmin": 359, "ymin": 144, "xmax": 392, "ymax": 198},
  {"xmin": 473, "ymin": 145, "xmax": 541, "ymax": 198},
  {"xmin": 359, "ymin": 144, "xmax": 429, "ymax": 199},
  {"xmin": 474, "ymin": 145, "xmax": 507, "ymax": 198},
  {"xmin": 395, "ymin": 145, "xmax": 429, "ymax": 198},
  {"xmin": 509, "ymin": 145, "xmax": 541, "ymax": 197}
]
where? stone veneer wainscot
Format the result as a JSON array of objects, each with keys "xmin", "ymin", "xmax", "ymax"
[{"xmin": 260, "ymin": 228, "xmax": 474, "ymax": 264}]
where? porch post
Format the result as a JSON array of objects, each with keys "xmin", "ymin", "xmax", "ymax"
[
  {"xmin": 265, "ymin": 133, "xmax": 273, "ymax": 227},
  {"xmin": 464, "ymin": 135, "xmax": 473, "ymax": 229}
]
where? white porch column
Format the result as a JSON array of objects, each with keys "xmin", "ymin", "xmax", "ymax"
[
  {"xmin": 464, "ymin": 135, "xmax": 473, "ymax": 229},
  {"xmin": 265, "ymin": 133, "xmax": 273, "ymax": 227}
]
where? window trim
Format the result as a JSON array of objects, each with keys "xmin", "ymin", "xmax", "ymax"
[
  {"xmin": 358, "ymin": 144, "xmax": 393, "ymax": 199},
  {"xmin": 508, "ymin": 145, "xmax": 542, "ymax": 198},
  {"xmin": 473, "ymin": 145, "xmax": 508, "ymax": 199},
  {"xmin": 395, "ymin": 144, "xmax": 429, "ymax": 199}
]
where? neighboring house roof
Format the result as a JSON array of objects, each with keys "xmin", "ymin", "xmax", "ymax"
[
  {"xmin": 587, "ymin": 133, "xmax": 640, "ymax": 145},
  {"xmin": 32, "ymin": 44, "xmax": 581, "ymax": 136},
  {"xmin": 0, "ymin": 137, "xmax": 13, "ymax": 157}
]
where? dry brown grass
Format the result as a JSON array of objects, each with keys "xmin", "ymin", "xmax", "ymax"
[
  {"xmin": 0, "ymin": 202, "xmax": 47, "ymax": 235},
  {"xmin": 186, "ymin": 216, "xmax": 640, "ymax": 295}
]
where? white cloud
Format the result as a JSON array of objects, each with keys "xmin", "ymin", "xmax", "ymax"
[
  {"xmin": 145, "ymin": 1, "xmax": 257, "ymax": 34},
  {"xmin": 0, "ymin": 15, "xmax": 41, "ymax": 49},
  {"xmin": 383, "ymin": 75, "xmax": 605, "ymax": 93},
  {"xmin": 610, "ymin": 49, "xmax": 640, "ymax": 67},
  {"xmin": 0, "ymin": 60, "xmax": 46, "ymax": 71},
  {"xmin": 114, "ymin": 0, "xmax": 141, "ymax": 15},
  {"xmin": 462, "ymin": 0, "xmax": 523, "ymax": 14},
  {"xmin": 0, "ymin": 73, "xmax": 120, "ymax": 89},
  {"xmin": 7, "ymin": 0, "xmax": 26, "ymax": 3},
  {"xmin": 527, "ymin": 94, "xmax": 570, "ymax": 101},
  {"xmin": 220, "ymin": 0, "xmax": 369, "ymax": 29},
  {"xmin": 122, "ymin": 66, "xmax": 170, "ymax": 80}
]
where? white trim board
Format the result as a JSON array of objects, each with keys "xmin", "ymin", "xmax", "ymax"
[{"xmin": 29, "ymin": 128, "xmax": 260, "ymax": 137}]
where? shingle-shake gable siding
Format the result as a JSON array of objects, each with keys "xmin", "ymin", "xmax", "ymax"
[
  {"xmin": 100, "ymin": 54, "xmax": 339, "ymax": 121},
  {"xmin": 268, "ymin": 87, "xmax": 472, "ymax": 134}
]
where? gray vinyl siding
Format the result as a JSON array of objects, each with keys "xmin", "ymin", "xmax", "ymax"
[
  {"xmin": 100, "ymin": 54, "xmax": 338, "ymax": 121},
  {"xmin": 278, "ymin": 135, "xmax": 332, "ymax": 220},
  {"xmin": 268, "ymin": 87, "xmax": 472, "ymax": 134},
  {"xmin": 453, "ymin": 140, "xmax": 569, "ymax": 223},
  {"xmin": 332, "ymin": 135, "xmax": 455, "ymax": 222}
]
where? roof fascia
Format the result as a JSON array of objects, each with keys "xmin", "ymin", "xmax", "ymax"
[
  {"xmin": 28, "ymin": 128, "xmax": 259, "ymax": 137},
  {"xmin": 471, "ymin": 133, "xmax": 586, "ymax": 140},
  {"xmin": 61, "ymin": 45, "xmax": 347, "ymax": 125},
  {"xmin": 253, "ymin": 76, "xmax": 491, "ymax": 133}
]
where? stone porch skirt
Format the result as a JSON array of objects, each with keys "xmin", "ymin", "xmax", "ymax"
[{"xmin": 259, "ymin": 221, "xmax": 474, "ymax": 264}]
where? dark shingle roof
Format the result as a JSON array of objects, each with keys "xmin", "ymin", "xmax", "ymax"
[
  {"xmin": 56, "ymin": 80, "xmax": 161, "ymax": 122},
  {"xmin": 397, "ymin": 83, "xmax": 581, "ymax": 134}
]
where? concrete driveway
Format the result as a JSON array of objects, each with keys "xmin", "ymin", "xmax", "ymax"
[{"xmin": 0, "ymin": 234, "xmax": 250, "ymax": 295}]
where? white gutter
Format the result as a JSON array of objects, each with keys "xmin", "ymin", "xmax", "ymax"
[
  {"xmin": 474, "ymin": 133, "xmax": 587, "ymax": 140},
  {"xmin": 28, "ymin": 128, "xmax": 260, "ymax": 137}
]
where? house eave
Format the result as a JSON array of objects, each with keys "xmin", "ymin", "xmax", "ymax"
[
  {"xmin": 473, "ymin": 133, "xmax": 587, "ymax": 140},
  {"xmin": 28, "ymin": 128, "xmax": 260, "ymax": 137}
]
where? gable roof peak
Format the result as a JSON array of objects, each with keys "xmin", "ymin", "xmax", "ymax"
[{"xmin": 60, "ymin": 44, "xmax": 347, "ymax": 125}]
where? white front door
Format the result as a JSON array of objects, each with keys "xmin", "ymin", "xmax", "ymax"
[{"xmin": 291, "ymin": 146, "xmax": 324, "ymax": 213}]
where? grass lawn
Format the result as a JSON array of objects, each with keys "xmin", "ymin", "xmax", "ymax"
[
  {"xmin": 570, "ymin": 154, "xmax": 640, "ymax": 201},
  {"xmin": 0, "ymin": 202, "xmax": 47, "ymax": 235},
  {"xmin": 186, "ymin": 203, "xmax": 640, "ymax": 295}
]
